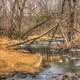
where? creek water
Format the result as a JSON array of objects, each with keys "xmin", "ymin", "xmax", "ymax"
[
  {"xmin": 4, "ymin": 39, "xmax": 80, "ymax": 80},
  {"xmin": 5, "ymin": 60, "xmax": 80, "ymax": 80}
]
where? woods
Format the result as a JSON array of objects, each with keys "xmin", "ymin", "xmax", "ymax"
[
  {"xmin": 0, "ymin": 0, "xmax": 80, "ymax": 79},
  {"xmin": 0, "ymin": 0, "xmax": 79, "ymax": 47}
]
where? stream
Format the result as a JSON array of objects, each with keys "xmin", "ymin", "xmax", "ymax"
[
  {"xmin": 4, "ymin": 60, "xmax": 80, "ymax": 80},
  {"xmin": 2, "ymin": 38, "xmax": 80, "ymax": 80}
]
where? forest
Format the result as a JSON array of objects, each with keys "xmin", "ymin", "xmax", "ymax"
[{"xmin": 0, "ymin": 0, "xmax": 80, "ymax": 80}]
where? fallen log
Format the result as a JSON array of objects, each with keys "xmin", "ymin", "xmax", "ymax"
[
  {"xmin": 0, "ymin": 48, "xmax": 43, "ymax": 76},
  {"xmin": 7, "ymin": 23, "xmax": 59, "ymax": 48}
]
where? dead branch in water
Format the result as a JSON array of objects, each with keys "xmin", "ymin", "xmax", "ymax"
[{"xmin": 7, "ymin": 23, "xmax": 59, "ymax": 48}]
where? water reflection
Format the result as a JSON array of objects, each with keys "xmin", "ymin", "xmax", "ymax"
[
  {"xmin": 7, "ymin": 39, "xmax": 80, "ymax": 80},
  {"xmin": 26, "ymin": 61, "xmax": 80, "ymax": 80},
  {"xmin": 5, "ymin": 60, "xmax": 80, "ymax": 80}
]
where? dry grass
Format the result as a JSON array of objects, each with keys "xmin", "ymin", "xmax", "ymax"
[
  {"xmin": 0, "ymin": 48, "xmax": 43, "ymax": 76},
  {"xmin": 47, "ymin": 55, "xmax": 63, "ymax": 62},
  {"xmin": 0, "ymin": 37, "xmax": 43, "ymax": 76},
  {"xmin": 27, "ymin": 35, "xmax": 50, "ymax": 41}
]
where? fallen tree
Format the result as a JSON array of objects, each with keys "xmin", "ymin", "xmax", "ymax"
[{"xmin": 7, "ymin": 23, "xmax": 59, "ymax": 48}]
